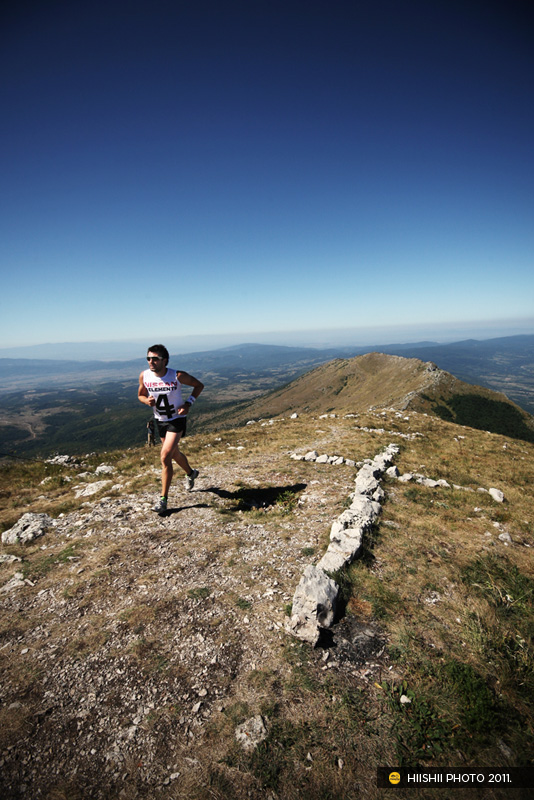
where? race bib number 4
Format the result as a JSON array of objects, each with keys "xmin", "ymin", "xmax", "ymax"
[{"xmin": 155, "ymin": 394, "xmax": 175, "ymax": 419}]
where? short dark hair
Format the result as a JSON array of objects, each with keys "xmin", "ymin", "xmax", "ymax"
[{"xmin": 147, "ymin": 344, "xmax": 169, "ymax": 364}]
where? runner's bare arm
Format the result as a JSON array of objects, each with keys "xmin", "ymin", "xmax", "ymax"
[
  {"xmin": 176, "ymin": 372, "xmax": 204, "ymax": 414},
  {"xmin": 138, "ymin": 372, "xmax": 155, "ymax": 406},
  {"xmin": 176, "ymin": 372, "xmax": 204, "ymax": 396}
]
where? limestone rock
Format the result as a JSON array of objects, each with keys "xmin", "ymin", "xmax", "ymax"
[
  {"xmin": 95, "ymin": 464, "xmax": 115, "ymax": 475},
  {"xmin": 372, "ymin": 486, "xmax": 385, "ymax": 503},
  {"xmin": 328, "ymin": 527, "xmax": 365, "ymax": 560},
  {"xmin": 0, "ymin": 554, "xmax": 21, "ymax": 564},
  {"xmin": 74, "ymin": 480, "xmax": 112, "ymax": 498},
  {"xmin": 416, "ymin": 476, "xmax": 440, "ymax": 488},
  {"xmin": 354, "ymin": 469, "xmax": 380, "ymax": 496},
  {"xmin": 317, "ymin": 490, "xmax": 382, "ymax": 574},
  {"xmin": 348, "ymin": 494, "xmax": 382, "ymax": 525},
  {"xmin": 489, "ymin": 488, "xmax": 505, "ymax": 503},
  {"xmin": 0, "ymin": 572, "xmax": 26, "ymax": 594},
  {"xmin": 309, "ymin": 445, "xmax": 396, "ymax": 601},
  {"xmin": 373, "ymin": 452, "xmax": 394, "ymax": 472},
  {"xmin": 316, "ymin": 550, "xmax": 347, "ymax": 574},
  {"xmin": 235, "ymin": 715, "xmax": 268, "ymax": 751},
  {"xmin": 2, "ymin": 513, "xmax": 53, "ymax": 545},
  {"xmin": 45, "ymin": 455, "xmax": 79, "ymax": 466},
  {"xmin": 289, "ymin": 565, "xmax": 339, "ymax": 644}
]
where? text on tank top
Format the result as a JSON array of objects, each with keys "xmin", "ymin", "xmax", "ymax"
[{"xmin": 143, "ymin": 368, "xmax": 185, "ymax": 421}]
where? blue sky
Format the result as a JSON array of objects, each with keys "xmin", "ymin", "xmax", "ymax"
[{"xmin": 1, "ymin": 0, "xmax": 533, "ymax": 354}]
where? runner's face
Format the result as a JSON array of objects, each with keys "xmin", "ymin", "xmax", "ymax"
[{"xmin": 147, "ymin": 353, "xmax": 166, "ymax": 375}]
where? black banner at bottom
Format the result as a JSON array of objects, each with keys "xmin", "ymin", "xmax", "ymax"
[{"xmin": 377, "ymin": 767, "xmax": 534, "ymax": 789}]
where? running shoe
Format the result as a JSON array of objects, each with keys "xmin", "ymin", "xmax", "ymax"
[
  {"xmin": 185, "ymin": 469, "xmax": 199, "ymax": 491},
  {"xmin": 153, "ymin": 497, "xmax": 168, "ymax": 515}
]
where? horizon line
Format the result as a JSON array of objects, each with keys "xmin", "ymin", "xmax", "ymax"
[{"xmin": 1, "ymin": 316, "xmax": 533, "ymax": 353}]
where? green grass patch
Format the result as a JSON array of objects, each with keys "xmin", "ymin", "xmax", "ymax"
[
  {"xmin": 461, "ymin": 554, "xmax": 534, "ymax": 619},
  {"xmin": 188, "ymin": 586, "xmax": 211, "ymax": 600},
  {"xmin": 381, "ymin": 679, "xmax": 452, "ymax": 765},
  {"xmin": 403, "ymin": 487, "xmax": 435, "ymax": 507},
  {"xmin": 20, "ymin": 541, "xmax": 85, "ymax": 581},
  {"xmin": 443, "ymin": 660, "xmax": 499, "ymax": 739},
  {"xmin": 430, "ymin": 394, "xmax": 534, "ymax": 443}
]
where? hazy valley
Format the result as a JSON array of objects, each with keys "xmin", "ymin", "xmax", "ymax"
[{"xmin": 0, "ymin": 335, "xmax": 533, "ymax": 460}]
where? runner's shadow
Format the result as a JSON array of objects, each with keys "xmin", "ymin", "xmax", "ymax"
[{"xmin": 199, "ymin": 483, "xmax": 306, "ymax": 510}]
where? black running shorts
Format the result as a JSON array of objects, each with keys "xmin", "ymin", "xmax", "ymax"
[{"xmin": 156, "ymin": 416, "xmax": 187, "ymax": 439}]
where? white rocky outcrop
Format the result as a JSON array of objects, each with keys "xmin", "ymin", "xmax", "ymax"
[
  {"xmin": 1, "ymin": 513, "xmax": 53, "ymax": 545},
  {"xmin": 0, "ymin": 572, "xmax": 27, "ymax": 594},
  {"xmin": 95, "ymin": 464, "xmax": 115, "ymax": 475},
  {"xmin": 74, "ymin": 480, "xmax": 112, "ymax": 498},
  {"xmin": 45, "ymin": 455, "xmax": 81, "ymax": 466},
  {"xmin": 235, "ymin": 715, "xmax": 268, "ymax": 751},
  {"xmin": 317, "ymin": 444, "xmax": 398, "ymax": 575},
  {"xmin": 353, "ymin": 463, "xmax": 382, "ymax": 497},
  {"xmin": 290, "ymin": 450, "xmax": 355, "ymax": 467},
  {"xmin": 289, "ymin": 444, "xmax": 399, "ymax": 644},
  {"xmin": 391, "ymin": 470, "xmax": 504, "ymax": 500},
  {"xmin": 288, "ymin": 565, "xmax": 339, "ymax": 645}
]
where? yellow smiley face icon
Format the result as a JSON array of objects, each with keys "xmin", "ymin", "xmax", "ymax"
[{"xmin": 389, "ymin": 772, "xmax": 401, "ymax": 785}]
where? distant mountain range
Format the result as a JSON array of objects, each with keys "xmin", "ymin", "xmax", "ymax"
[
  {"xmin": 1, "ymin": 334, "xmax": 532, "ymax": 410},
  {"xmin": 0, "ymin": 335, "xmax": 532, "ymax": 457}
]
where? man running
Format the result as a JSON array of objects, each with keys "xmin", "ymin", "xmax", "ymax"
[{"xmin": 138, "ymin": 344, "xmax": 204, "ymax": 515}]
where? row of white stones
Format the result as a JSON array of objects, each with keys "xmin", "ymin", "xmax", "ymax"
[{"xmin": 288, "ymin": 444, "xmax": 399, "ymax": 645}]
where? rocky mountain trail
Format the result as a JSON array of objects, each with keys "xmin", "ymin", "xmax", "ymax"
[
  {"xmin": 1, "ymin": 407, "xmax": 532, "ymax": 798},
  {"xmin": 0, "ymin": 441, "xmax": 393, "ymax": 798}
]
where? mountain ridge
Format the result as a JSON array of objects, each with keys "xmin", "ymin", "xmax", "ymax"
[{"xmin": 220, "ymin": 352, "xmax": 534, "ymax": 444}]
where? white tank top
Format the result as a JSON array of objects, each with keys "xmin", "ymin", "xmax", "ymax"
[{"xmin": 143, "ymin": 368, "xmax": 185, "ymax": 421}]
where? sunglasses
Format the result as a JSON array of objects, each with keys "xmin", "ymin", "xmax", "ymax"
[{"xmin": 147, "ymin": 356, "xmax": 163, "ymax": 362}]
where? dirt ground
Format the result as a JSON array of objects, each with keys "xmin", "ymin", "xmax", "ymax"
[{"xmin": 1, "ymin": 439, "xmax": 395, "ymax": 800}]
